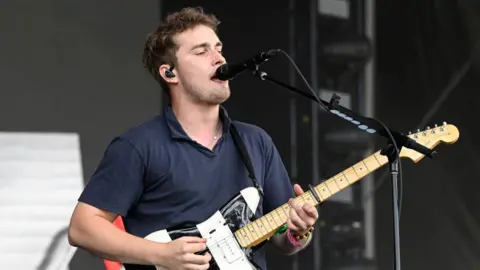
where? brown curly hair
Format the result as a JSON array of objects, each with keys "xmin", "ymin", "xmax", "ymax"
[{"xmin": 142, "ymin": 7, "xmax": 221, "ymax": 97}]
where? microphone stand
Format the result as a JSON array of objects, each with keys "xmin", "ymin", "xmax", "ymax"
[{"xmin": 250, "ymin": 68, "xmax": 437, "ymax": 270}]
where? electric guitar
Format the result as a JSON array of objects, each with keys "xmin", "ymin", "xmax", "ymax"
[{"xmin": 136, "ymin": 123, "xmax": 459, "ymax": 270}]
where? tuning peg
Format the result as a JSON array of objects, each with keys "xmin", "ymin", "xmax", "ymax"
[
  {"xmin": 426, "ymin": 126, "xmax": 430, "ymax": 130},
  {"xmin": 443, "ymin": 121, "xmax": 447, "ymax": 126},
  {"xmin": 434, "ymin": 124, "xmax": 438, "ymax": 128},
  {"xmin": 408, "ymin": 131, "xmax": 412, "ymax": 135},
  {"xmin": 417, "ymin": 129, "xmax": 420, "ymax": 133}
]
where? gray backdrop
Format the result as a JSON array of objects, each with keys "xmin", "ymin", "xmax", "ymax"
[{"xmin": 0, "ymin": 1, "xmax": 162, "ymax": 269}]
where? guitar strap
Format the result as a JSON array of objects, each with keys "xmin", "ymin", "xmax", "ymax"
[
  {"xmin": 230, "ymin": 123, "xmax": 272, "ymax": 252},
  {"xmin": 229, "ymin": 123, "xmax": 265, "ymax": 198}
]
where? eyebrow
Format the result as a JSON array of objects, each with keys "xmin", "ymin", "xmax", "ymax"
[{"xmin": 190, "ymin": 41, "xmax": 223, "ymax": 51}]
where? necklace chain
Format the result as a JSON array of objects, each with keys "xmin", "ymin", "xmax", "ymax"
[{"xmin": 211, "ymin": 121, "xmax": 222, "ymax": 144}]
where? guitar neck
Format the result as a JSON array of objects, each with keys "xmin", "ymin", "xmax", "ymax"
[{"xmin": 234, "ymin": 150, "xmax": 389, "ymax": 248}]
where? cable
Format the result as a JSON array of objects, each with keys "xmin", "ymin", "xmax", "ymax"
[
  {"xmin": 276, "ymin": 50, "xmax": 330, "ymax": 112},
  {"xmin": 275, "ymin": 49, "xmax": 403, "ymax": 216}
]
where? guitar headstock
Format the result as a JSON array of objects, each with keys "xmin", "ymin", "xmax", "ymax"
[{"xmin": 399, "ymin": 122, "xmax": 459, "ymax": 163}]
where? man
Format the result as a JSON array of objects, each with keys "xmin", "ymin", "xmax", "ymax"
[{"xmin": 68, "ymin": 6, "xmax": 318, "ymax": 270}]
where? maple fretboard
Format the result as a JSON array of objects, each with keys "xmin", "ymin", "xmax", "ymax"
[{"xmin": 234, "ymin": 150, "xmax": 388, "ymax": 248}]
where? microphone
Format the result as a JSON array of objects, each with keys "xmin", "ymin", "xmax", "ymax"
[{"xmin": 214, "ymin": 49, "xmax": 280, "ymax": 81}]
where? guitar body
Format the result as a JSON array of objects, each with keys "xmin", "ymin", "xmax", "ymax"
[{"xmin": 139, "ymin": 187, "xmax": 262, "ymax": 270}]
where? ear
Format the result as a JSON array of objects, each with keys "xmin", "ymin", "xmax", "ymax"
[{"xmin": 159, "ymin": 64, "xmax": 178, "ymax": 84}]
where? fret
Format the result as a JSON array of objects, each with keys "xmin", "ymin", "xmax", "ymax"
[
  {"xmin": 363, "ymin": 156, "xmax": 379, "ymax": 171},
  {"xmin": 280, "ymin": 203, "xmax": 290, "ymax": 217},
  {"xmin": 236, "ymin": 228, "xmax": 248, "ymax": 247},
  {"xmin": 270, "ymin": 211, "xmax": 286, "ymax": 229},
  {"xmin": 271, "ymin": 210, "xmax": 282, "ymax": 226},
  {"xmin": 372, "ymin": 152, "xmax": 382, "ymax": 165},
  {"xmin": 242, "ymin": 213, "xmax": 287, "ymax": 247},
  {"xmin": 245, "ymin": 223, "xmax": 259, "ymax": 239},
  {"xmin": 325, "ymin": 179, "xmax": 340, "ymax": 194},
  {"xmin": 293, "ymin": 197, "xmax": 304, "ymax": 204},
  {"xmin": 312, "ymin": 186, "xmax": 323, "ymax": 201},
  {"xmin": 317, "ymin": 183, "xmax": 332, "ymax": 200},
  {"xmin": 323, "ymin": 181, "xmax": 334, "ymax": 196},
  {"xmin": 351, "ymin": 166, "xmax": 360, "ymax": 179},
  {"xmin": 274, "ymin": 208, "xmax": 286, "ymax": 224},
  {"xmin": 255, "ymin": 217, "xmax": 269, "ymax": 233},
  {"xmin": 361, "ymin": 160, "xmax": 371, "ymax": 172},
  {"xmin": 251, "ymin": 220, "xmax": 265, "ymax": 236},
  {"xmin": 240, "ymin": 226, "xmax": 254, "ymax": 245},
  {"xmin": 342, "ymin": 171, "xmax": 353, "ymax": 184},
  {"xmin": 352, "ymin": 163, "xmax": 369, "ymax": 179},
  {"xmin": 375, "ymin": 152, "xmax": 389, "ymax": 165},
  {"xmin": 262, "ymin": 216, "xmax": 274, "ymax": 231},
  {"xmin": 303, "ymin": 191, "xmax": 317, "ymax": 205},
  {"xmin": 264, "ymin": 213, "xmax": 279, "ymax": 228},
  {"xmin": 335, "ymin": 174, "xmax": 349, "ymax": 189},
  {"xmin": 240, "ymin": 226, "xmax": 256, "ymax": 247}
]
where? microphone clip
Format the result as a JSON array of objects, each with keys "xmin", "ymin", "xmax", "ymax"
[{"xmin": 328, "ymin": 93, "xmax": 341, "ymax": 110}]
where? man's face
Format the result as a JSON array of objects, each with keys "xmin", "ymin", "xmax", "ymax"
[{"xmin": 173, "ymin": 24, "xmax": 230, "ymax": 105}]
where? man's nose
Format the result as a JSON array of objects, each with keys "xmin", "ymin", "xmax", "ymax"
[{"xmin": 212, "ymin": 51, "xmax": 226, "ymax": 66}]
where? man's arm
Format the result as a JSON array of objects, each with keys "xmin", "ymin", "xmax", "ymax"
[
  {"xmin": 68, "ymin": 137, "xmax": 157, "ymax": 263},
  {"xmin": 69, "ymin": 137, "xmax": 211, "ymax": 268},
  {"xmin": 68, "ymin": 202, "xmax": 165, "ymax": 265}
]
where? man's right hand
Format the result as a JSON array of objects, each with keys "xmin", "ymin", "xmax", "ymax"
[{"xmin": 157, "ymin": 236, "xmax": 212, "ymax": 270}]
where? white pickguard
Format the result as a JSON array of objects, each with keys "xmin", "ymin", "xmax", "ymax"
[{"xmin": 142, "ymin": 187, "xmax": 261, "ymax": 270}]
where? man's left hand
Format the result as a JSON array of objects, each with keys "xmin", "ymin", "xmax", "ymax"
[{"xmin": 286, "ymin": 184, "xmax": 319, "ymax": 237}]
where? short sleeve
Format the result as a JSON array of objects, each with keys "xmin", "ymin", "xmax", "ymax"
[
  {"xmin": 261, "ymin": 134, "xmax": 295, "ymax": 214},
  {"xmin": 78, "ymin": 137, "xmax": 145, "ymax": 217}
]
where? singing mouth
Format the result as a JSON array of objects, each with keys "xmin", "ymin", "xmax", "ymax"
[
  {"xmin": 210, "ymin": 74, "xmax": 225, "ymax": 83},
  {"xmin": 211, "ymin": 78, "xmax": 226, "ymax": 84}
]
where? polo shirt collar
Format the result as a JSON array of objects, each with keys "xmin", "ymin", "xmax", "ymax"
[{"xmin": 165, "ymin": 105, "xmax": 232, "ymax": 140}]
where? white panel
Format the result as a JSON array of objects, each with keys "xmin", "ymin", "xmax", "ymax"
[
  {"xmin": 318, "ymin": 0, "xmax": 350, "ymax": 19},
  {"xmin": 0, "ymin": 132, "xmax": 83, "ymax": 270},
  {"xmin": 240, "ymin": 187, "xmax": 260, "ymax": 213}
]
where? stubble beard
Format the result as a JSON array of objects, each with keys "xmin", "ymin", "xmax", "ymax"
[{"xmin": 186, "ymin": 82, "xmax": 231, "ymax": 106}]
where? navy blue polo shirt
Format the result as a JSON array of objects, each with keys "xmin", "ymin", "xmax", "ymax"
[{"xmin": 78, "ymin": 105, "xmax": 295, "ymax": 270}]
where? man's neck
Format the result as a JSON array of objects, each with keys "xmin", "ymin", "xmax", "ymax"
[{"xmin": 170, "ymin": 100, "xmax": 221, "ymax": 141}]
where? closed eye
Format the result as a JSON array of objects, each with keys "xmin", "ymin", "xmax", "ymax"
[{"xmin": 190, "ymin": 41, "xmax": 223, "ymax": 56}]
